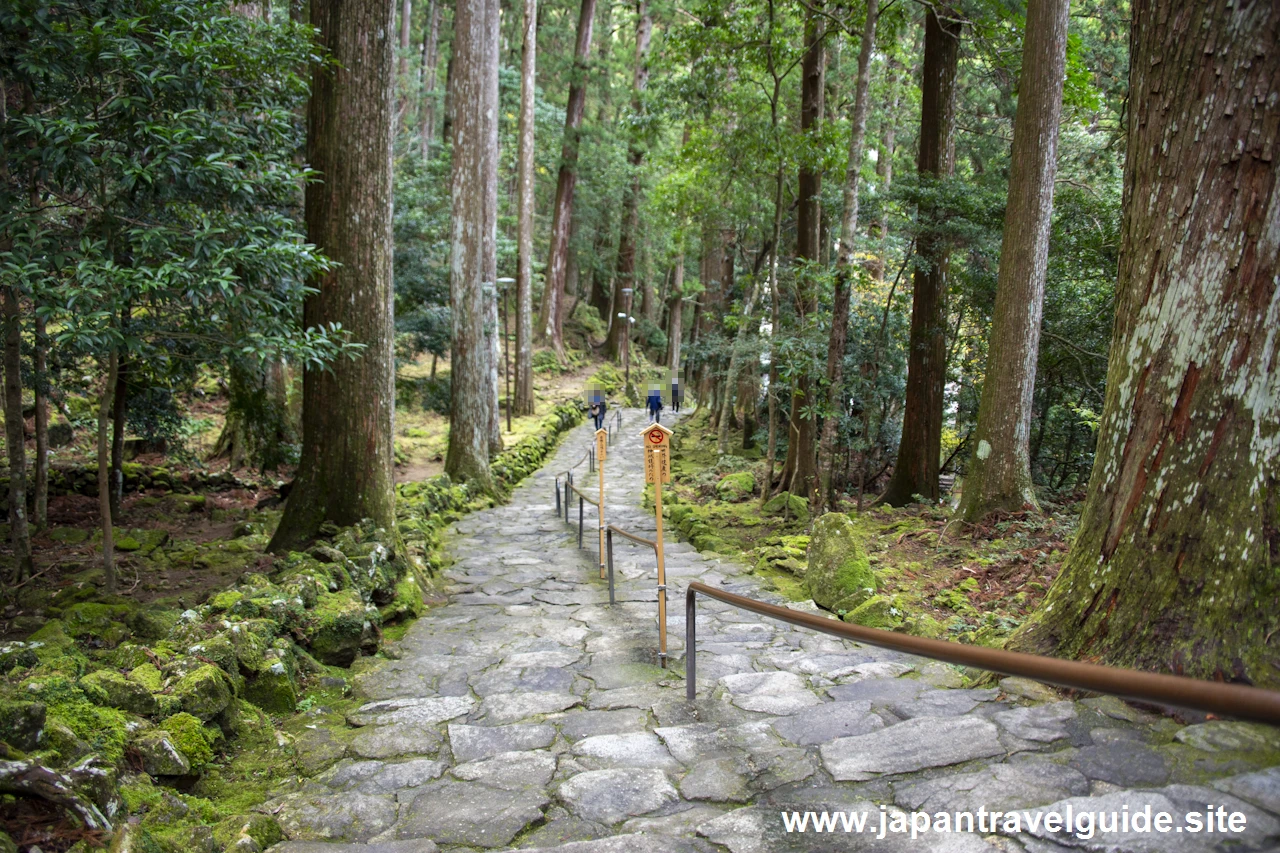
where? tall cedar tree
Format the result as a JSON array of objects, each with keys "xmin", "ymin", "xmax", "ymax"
[
  {"xmin": 444, "ymin": 0, "xmax": 501, "ymax": 491},
  {"xmin": 956, "ymin": 0, "xmax": 1069, "ymax": 521},
  {"xmin": 879, "ymin": 8, "xmax": 961, "ymax": 506},
  {"xmin": 515, "ymin": 0, "xmax": 538, "ymax": 416},
  {"xmin": 269, "ymin": 0, "xmax": 397, "ymax": 552},
  {"xmin": 780, "ymin": 8, "xmax": 824, "ymax": 499},
  {"xmin": 816, "ymin": 0, "xmax": 879, "ymax": 511},
  {"xmin": 536, "ymin": 0, "xmax": 598, "ymax": 359},
  {"xmin": 1012, "ymin": 0, "xmax": 1280, "ymax": 687},
  {"xmin": 606, "ymin": 0, "xmax": 654, "ymax": 363}
]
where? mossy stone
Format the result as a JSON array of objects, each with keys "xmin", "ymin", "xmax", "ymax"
[
  {"xmin": 212, "ymin": 814, "xmax": 283, "ymax": 851},
  {"xmin": 173, "ymin": 665, "xmax": 234, "ymax": 721},
  {"xmin": 208, "ymin": 590, "xmax": 243, "ymax": 612},
  {"xmin": 379, "ymin": 577, "xmax": 424, "ymax": 623},
  {"xmin": 0, "ymin": 699, "xmax": 46, "ymax": 751},
  {"xmin": 132, "ymin": 730, "xmax": 191, "ymax": 776},
  {"xmin": 129, "ymin": 663, "xmax": 164, "ymax": 693},
  {"xmin": 164, "ymin": 494, "xmax": 206, "ymax": 513},
  {"xmin": 79, "ymin": 669, "xmax": 159, "ymax": 716},
  {"xmin": 844, "ymin": 595, "xmax": 900, "ymax": 629},
  {"xmin": 44, "ymin": 701, "xmax": 129, "ymax": 764},
  {"xmin": 806, "ymin": 512, "xmax": 878, "ymax": 613},
  {"xmin": 763, "ymin": 491, "xmax": 811, "ymax": 522},
  {"xmin": 60, "ymin": 602, "xmax": 136, "ymax": 648},
  {"xmin": 304, "ymin": 590, "xmax": 367, "ymax": 667},
  {"xmin": 243, "ymin": 661, "xmax": 298, "ymax": 714},
  {"xmin": 159, "ymin": 712, "xmax": 216, "ymax": 768},
  {"xmin": 716, "ymin": 471, "xmax": 756, "ymax": 501}
]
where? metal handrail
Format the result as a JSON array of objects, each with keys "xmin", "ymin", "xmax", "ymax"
[
  {"xmin": 683, "ymin": 581, "xmax": 1280, "ymax": 724},
  {"xmin": 605, "ymin": 522, "xmax": 668, "ymax": 666}
]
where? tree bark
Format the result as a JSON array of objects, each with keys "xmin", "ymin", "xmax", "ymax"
[
  {"xmin": 3, "ymin": 287, "xmax": 32, "ymax": 581},
  {"xmin": 781, "ymin": 7, "xmax": 824, "ymax": 501},
  {"xmin": 109, "ymin": 353, "xmax": 127, "ymax": 522},
  {"xmin": 419, "ymin": 0, "xmax": 441, "ymax": 156},
  {"xmin": 605, "ymin": 0, "xmax": 652, "ymax": 363},
  {"xmin": 268, "ymin": 0, "xmax": 398, "ymax": 552},
  {"xmin": 956, "ymin": 0, "xmax": 1068, "ymax": 522},
  {"xmin": 816, "ymin": 0, "xmax": 878, "ymax": 513},
  {"xmin": 761, "ymin": 166, "xmax": 785, "ymax": 506},
  {"xmin": 442, "ymin": 0, "xmax": 500, "ymax": 492},
  {"xmin": 536, "ymin": 0, "xmax": 597, "ymax": 359},
  {"xmin": 716, "ymin": 270, "xmax": 760, "ymax": 455},
  {"xmin": 398, "ymin": 0, "xmax": 412, "ymax": 128},
  {"xmin": 665, "ymin": 255, "xmax": 684, "ymax": 371},
  {"xmin": 878, "ymin": 8, "xmax": 961, "ymax": 507},
  {"xmin": 514, "ymin": 0, "xmax": 537, "ymax": 417},
  {"xmin": 98, "ymin": 351, "xmax": 118, "ymax": 594},
  {"xmin": 1011, "ymin": 0, "xmax": 1280, "ymax": 688},
  {"xmin": 33, "ymin": 315, "xmax": 48, "ymax": 529},
  {"xmin": 872, "ymin": 61, "xmax": 900, "ymax": 281},
  {"xmin": 483, "ymin": 0, "xmax": 502, "ymax": 456}
]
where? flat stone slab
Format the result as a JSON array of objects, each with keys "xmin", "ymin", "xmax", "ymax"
[
  {"xmin": 558, "ymin": 768, "xmax": 678, "ymax": 825},
  {"xmin": 993, "ymin": 701, "xmax": 1077, "ymax": 742},
  {"xmin": 679, "ymin": 756, "xmax": 751, "ymax": 802},
  {"xmin": 452, "ymin": 750, "xmax": 556, "ymax": 791},
  {"xmin": 318, "ymin": 758, "xmax": 446, "ymax": 793},
  {"xmin": 1174, "ymin": 721, "xmax": 1280, "ymax": 753},
  {"xmin": 269, "ymin": 842, "xmax": 435, "ymax": 853},
  {"xmin": 1212, "ymin": 767, "xmax": 1280, "ymax": 814},
  {"xmin": 515, "ymin": 835, "xmax": 704, "ymax": 853},
  {"xmin": 719, "ymin": 671, "xmax": 820, "ymax": 715},
  {"xmin": 827, "ymin": 677, "xmax": 927, "ymax": 705},
  {"xmin": 895, "ymin": 758, "xmax": 1090, "ymax": 813},
  {"xmin": 348, "ymin": 696, "xmax": 475, "ymax": 727},
  {"xmin": 1065, "ymin": 741, "xmax": 1170, "ymax": 787},
  {"xmin": 888, "ymin": 688, "xmax": 999, "ymax": 719},
  {"xmin": 273, "ymin": 792, "xmax": 398, "ymax": 843},
  {"xmin": 821, "ymin": 716, "xmax": 1007, "ymax": 781},
  {"xmin": 479, "ymin": 691, "xmax": 582, "ymax": 724},
  {"xmin": 558, "ymin": 708, "xmax": 650, "ymax": 741},
  {"xmin": 396, "ymin": 781, "xmax": 549, "ymax": 848},
  {"xmin": 770, "ymin": 700, "xmax": 885, "ymax": 746},
  {"xmin": 696, "ymin": 804, "xmax": 999, "ymax": 853},
  {"xmin": 573, "ymin": 732, "xmax": 680, "ymax": 770},
  {"xmin": 447, "ymin": 723, "xmax": 556, "ymax": 763},
  {"xmin": 350, "ymin": 723, "xmax": 443, "ymax": 760}
]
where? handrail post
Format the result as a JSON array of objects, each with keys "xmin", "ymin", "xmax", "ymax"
[
  {"xmin": 685, "ymin": 586, "xmax": 697, "ymax": 703},
  {"xmin": 564, "ymin": 480, "xmax": 571, "ymax": 523},
  {"xmin": 606, "ymin": 529, "xmax": 615, "ymax": 605},
  {"xmin": 578, "ymin": 496, "xmax": 584, "ymax": 549},
  {"xmin": 555, "ymin": 477, "xmax": 561, "ymax": 515}
]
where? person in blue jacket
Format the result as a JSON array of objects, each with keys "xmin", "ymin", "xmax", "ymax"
[{"xmin": 646, "ymin": 384, "xmax": 664, "ymax": 424}]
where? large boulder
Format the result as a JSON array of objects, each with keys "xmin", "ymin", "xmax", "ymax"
[
  {"xmin": 132, "ymin": 730, "xmax": 191, "ymax": 776},
  {"xmin": 716, "ymin": 472, "xmax": 756, "ymax": 501},
  {"xmin": 304, "ymin": 590, "xmax": 372, "ymax": 667},
  {"xmin": 806, "ymin": 513, "xmax": 878, "ymax": 614},
  {"xmin": 762, "ymin": 491, "xmax": 810, "ymax": 522}
]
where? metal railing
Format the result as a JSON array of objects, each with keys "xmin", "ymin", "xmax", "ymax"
[
  {"xmin": 567, "ymin": 480, "xmax": 599, "ymax": 552},
  {"xmin": 604, "ymin": 523, "xmax": 669, "ymax": 668},
  {"xmin": 683, "ymin": 581, "xmax": 1280, "ymax": 724}
]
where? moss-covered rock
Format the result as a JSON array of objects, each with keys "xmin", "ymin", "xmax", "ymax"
[
  {"xmin": 133, "ymin": 730, "xmax": 192, "ymax": 776},
  {"xmin": 379, "ymin": 577, "xmax": 424, "ymax": 623},
  {"xmin": 763, "ymin": 491, "xmax": 811, "ymax": 522},
  {"xmin": 0, "ymin": 699, "xmax": 45, "ymax": 751},
  {"xmin": 716, "ymin": 471, "xmax": 756, "ymax": 501},
  {"xmin": 43, "ymin": 700, "xmax": 130, "ymax": 764},
  {"xmin": 49, "ymin": 526, "xmax": 90, "ymax": 545},
  {"xmin": 79, "ymin": 669, "xmax": 159, "ymax": 716},
  {"xmin": 243, "ymin": 659, "xmax": 298, "ymax": 714},
  {"xmin": 844, "ymin": 595, "xmax": 901, "ymax": 629},
  {"xmin": 0, "ymin": 641, "xmax": 40, "ymax": 673},
  {"xmin": 173, "ymin": 665, "xmax": 234, "ymax": 721},
  {"xmin": 806, "ymin": 512, "xmax": 878, "ymax": 614},
  {"xmin": 304, "ymin": 590, "xmax": 369, "ymax": 667},
  {"xmin": 212, "ymin": 814, "xmax": 283, "ymax": 852},
  {"xmin": 128, "ymin": 663, "xmax": 165, "ymax": 693},
  {"xmin": 61, "ymin": 602, "xmax": 136, "ymax": 648},
  {"xmin": 159, "ymin": 712, "xmax": 216, "ymax": 768}
]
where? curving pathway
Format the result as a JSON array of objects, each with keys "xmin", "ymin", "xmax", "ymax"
[{"xmin": 266, "ymin": 409, "xmax": 1280, "ymax": 853}]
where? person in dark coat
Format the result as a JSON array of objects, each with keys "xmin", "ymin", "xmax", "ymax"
[
  {"xmin": 647, "ymin": 385, "xmax": 664, "ymax": 424},
  {"xmin": 589, "ymin": 392, "xmax": 607, "ymax": 430}
]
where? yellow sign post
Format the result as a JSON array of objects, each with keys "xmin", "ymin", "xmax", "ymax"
[
  {"xmin": 640, "ymin": 423, "xmax": 672, "ymax": 666},
  {"xmin": 596, "ymin": 428, "xmax": 607, "ymax": 579}
]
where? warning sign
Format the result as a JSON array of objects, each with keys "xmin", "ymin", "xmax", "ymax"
[
  {"xmin": 595, "ymin": 428, "xmax": 607, "ymax": 462},
  {"xmin": 645, "ymin": 446, "xmax": 671, "ymax": 484}
]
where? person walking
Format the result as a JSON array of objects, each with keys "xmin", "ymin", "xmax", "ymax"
[
  {"xmin": 647, "ymin": 386, "xmax": 664, "ymax": 424},
  {"xmin": 589, "ymin": 393, "xmax": 607, "ymax": 431},
  {"xmin": 670, "ymin": 375, "xmax": 682, "ymax": 413}
]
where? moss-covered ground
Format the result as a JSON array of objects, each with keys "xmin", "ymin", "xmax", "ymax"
[{"xmin": 666, "ymin": 406, "xmax": 1078, "ymax": 649}]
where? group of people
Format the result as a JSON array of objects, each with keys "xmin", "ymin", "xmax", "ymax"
[{"xmin": 587, "ymin": 375, "xmax": 682, "ymax": 430}]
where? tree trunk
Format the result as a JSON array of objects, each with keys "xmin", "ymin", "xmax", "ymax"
[
  {"xmin": 419, "ymin": 0, "xmax": 441, "ymax": 156},
  {"xmin": 483, "ymin": 2, "xmax": 502, "ymax": 456},
  {"xmin": 872, "ymin": 62, "xmax": 899, "ymax": 281},
  {"xmin": 605, "ymin": 0, "xmax": 652, "ymax": 363},
  {"xmin": 3, "ymin": 287, "xmax": 32, "ymax": 581},
  {"xmin": 109, "ymin": 353, "xmax": 127, "ymax": 522},
  {"xmin": 442, "ymin": 0, "xmax": 500, "ymax": 492},
  {"xmin": 398, "ymin": 0, "xmax": 412, "ymax": 128},
  {"xmin": 514, "ymin": 0, "xmax": 537, "ymax": 417},
  {"xmin": 537, "ymin": 0, "xmax": 597, "ymax": 360},
  {"xmin": 268, "ymin": 0, "xmax": 398, "ymax": 552},
  {"xmin": 781, "ymin": 8, "xmax": 824, "ymax": 501},
  {"xmin": 816, "ymin": 0, "xmax": 877, "ymax": 513},
  {"xmin": 33, "ymin": 315, "xmax": 48, "ymax": 529},
  {"xmin": 716, "ymin": 273, "xmax": 761, "ymax": 455},
  {"xmin": 761, "ymin": 166, "xmax": 785, "ymax": 506},
  {"xmin": 956, "ymin": 0, "xmax": 1068, "ymax": 522},
  {"xmin": 879, "ymin": 8, "xmax": 961, "ymax": 507},
  {"xmin": 98, "ymin": 352, "xmax": 118, "ymax": 594},
  {"xmin": 665, "ymin": 255, "xmax": 684, "ymax": 371},
  {"xmin": 1013, "ymin": 0, "xmax": 1280, "ymax": 688}
]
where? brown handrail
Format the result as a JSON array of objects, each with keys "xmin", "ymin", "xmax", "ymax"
[
  {"xmin": 684, "ymin": 581, "xmax": 1280, "ymax": 724},
  {"xmin": 605, "ymin": 523, "xmax": 668, "ymax": 666},
  {"xmin": 607, "ymin": 524, "xmax": 655, "ymax": 549}
]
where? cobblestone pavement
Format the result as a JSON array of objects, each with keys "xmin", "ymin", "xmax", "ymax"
[{"xmin": 268, "ymin": 409, "xmax": 1280, "ymax": 853}]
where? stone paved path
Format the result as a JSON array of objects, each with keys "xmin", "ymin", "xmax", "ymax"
[{"xmin": 267, "ymin": 409, "xmax": 1280, "ymax": 853}]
